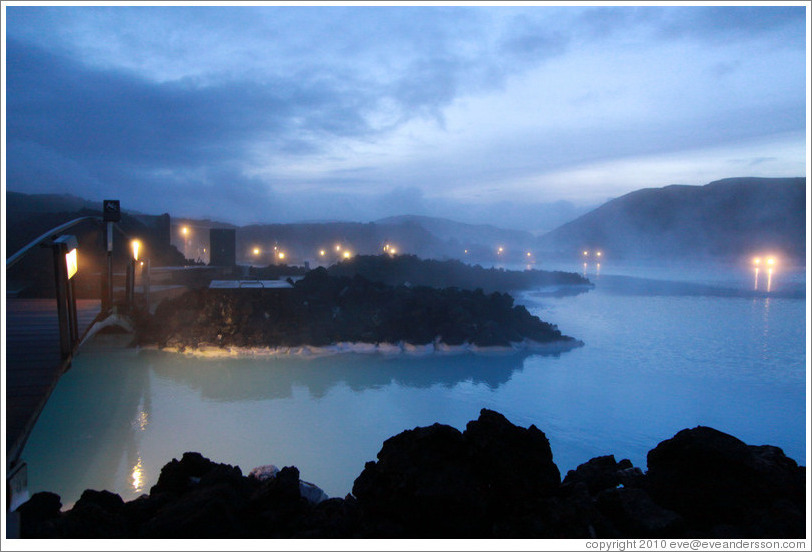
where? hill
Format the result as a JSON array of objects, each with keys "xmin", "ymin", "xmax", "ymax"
[
  {"xmin": 536, "ymin": 177, "xmax": 806, "ymax": 263},
  {"xmin": 238, "ymin": 216, "xmax": 536, "ymax": 265}
]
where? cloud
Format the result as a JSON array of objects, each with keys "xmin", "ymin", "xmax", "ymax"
[{"xmin": 3, "ymin": 6, "xmax": 807, "ymax": 231}]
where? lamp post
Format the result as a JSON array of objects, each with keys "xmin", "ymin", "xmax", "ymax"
[
  {"xmin": 127, "ymin": 240, "xmax": 141, "ymax": 310},
  {"xmin": 180, "ymin": 225, "xmax": 191, "ymax": 260},
  {"xmin": 102, "ymin": 200, "xmax": 120, "ymax": 312},
  {"xmin": 52, "ymin": 235, "xmax": 79, "ymax": 359}
]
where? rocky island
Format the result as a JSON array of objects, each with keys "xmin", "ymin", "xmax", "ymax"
[
  {"xmin": 17, "ymin": 409, "xmax": 805, "ymax": 538},
  {"xmin": 133, "ymin": 267, "xmax": 582, "ymax": 353}
]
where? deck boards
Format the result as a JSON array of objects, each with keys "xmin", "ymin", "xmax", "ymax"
[{"xmin": 5, "ymin": 298, "xmax": 101, "ymax": 462}]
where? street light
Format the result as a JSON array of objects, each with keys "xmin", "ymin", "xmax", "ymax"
[{"xmin": 180, "ymin": 226, "xmax": 190, "ymax": 259}]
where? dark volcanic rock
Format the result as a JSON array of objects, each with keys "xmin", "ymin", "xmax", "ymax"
[
  {"xmin": 17, "ymin": 491, "xmax": 62, "ymax": 538},
  {"xmin": 136, "ymin": 268, "xmax": 580, "ymax": 350},
  {"xmin": 352, "ymin": 409, "xmax": 561, "ymax": 537},
  {"xmin": 646, "ymin": 426, "xmax": 806, "ymax": 537},
  {"xmin": 596, "ymin": 487, "xmax": 683, "ymax": 537},
  {"xmin": 16, "ymin": 413, "xmax": 806, "ymax": 539},
  {"xmin": 352, "ymin": 422, "xmax": 486, "ymax": 537},
  {"xmin": 464, "ymin": 409, "xmax": 561, "ymax": 502}
]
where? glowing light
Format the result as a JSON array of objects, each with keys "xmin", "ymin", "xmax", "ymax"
[
  {"xmin": 497, "ymin": 246, "xmax": 504, "ymax": 254},
  {"xmin": 390, "ymin": 247, "xmax": 397, "ymax": 255},
  {"xmin": 131, "ymin": 240, "xmax": 141, "ymax": 261},
  {"xmin": 526, "ymin": 252, "xmax": 532, "ymax": 257},
  {"xmin": 65, "ymin": 248, "xmax": 78, "ymax": 279},
  {"xmin": 343, "ymin": 250, "xmax": 352, "ymax": 259},
  {"xmin": 181, "ymin": 226, "xmax": 189, "ymax": 236},
  {"xmin": 278, "ymin": 252, "xmax": 286, "ymax": 260},
  {"xmin": 766, "ymin": 257, "xmax": 776, "ymax": 266},
  {"xmin": 464, "ymin": 249, "xmax": 468, "ymax": 254},
  {"xmin": 753, "ymin": 257, "xmax": 762, "ymax": 266},
  {"xmin": 132, "ymin": 456, "xmax": 145, "ymax": 493},
  {"xmin": 319, "ymin": 249, "xmax": 326, "ymax": 257},
  {"xmin": 336, "ymin": 244, "xmax": 342, "ymax": 252},
  {"xmin": 596, "ymin": 251, "xmax": 602, "ymax": 257},
  {"xmin": 253, "ymin": 247, "xmax": 260, "ymax": 256},
  {"xmin": 583, "ymin": 250, "xmax": 589, "ymax": 256},
  {"xmin": 767, "ymin": 268, "xmax": 773, "ymax": 293}
]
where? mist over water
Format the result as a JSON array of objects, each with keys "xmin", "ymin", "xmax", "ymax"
[{"xmin": 22, "ymin": 260, "xmax": 806, "ymax": 505}]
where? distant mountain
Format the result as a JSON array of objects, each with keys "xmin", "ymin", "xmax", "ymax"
[
  {"xmin": 6, "ymin": 191, "xmax": 98, "ymax": 214},
  {"xmin": 376, "ymin": 215, "xmax": 535, "ymax": 249},
  {"xmin": 537, "ymin": 177, "xmax": 807, "ymax": 263}
]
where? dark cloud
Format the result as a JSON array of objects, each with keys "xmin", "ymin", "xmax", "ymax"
[
  {"xmin": 658, "ymin": 6, "xmax": 806, "ymax": 43},
  {"xmin": 498, "ymin": 15, "xmax": 570, "ymax": 63},
  {"xmin": 5, "ymin": 39, "xmax": 375, "ymax": 172},
  {"xmin": 3, "ymin": 6, "xmax": 805, "ymax": 230}
]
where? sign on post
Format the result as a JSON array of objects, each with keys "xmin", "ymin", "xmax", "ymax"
[{"xmin": 103, "ymin": 200, "xmax": 121, "ymax": 222}]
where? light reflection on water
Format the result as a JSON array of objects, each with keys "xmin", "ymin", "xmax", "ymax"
[{"xmin": 21, "ymin": 262, "xmax": 807, "ymax": 506}]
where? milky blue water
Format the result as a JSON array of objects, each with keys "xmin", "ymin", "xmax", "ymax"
[{"xmin": 21, "ymin": 261, "xmax": 808, "ymax": 506}]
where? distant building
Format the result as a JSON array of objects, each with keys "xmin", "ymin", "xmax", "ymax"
[
  {"xmin": 133, "ymin": 213, "xmax": 171, "ymax": 247},
  {"xmin": 210, "ymin": 228, "xmax": 236, "ymax": 267}
]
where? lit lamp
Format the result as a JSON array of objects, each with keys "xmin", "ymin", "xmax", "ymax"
[
  {"xmin": 127, "ymin": 239, "xmax": 142, "ymax": 308},
  {"xmin": 53, "ymin": 235, "xmax": 80, "ymax": 357},
  {"xmin": 181, "ymin": 226, "xmax": 190, "ymax": 259},
  {"xmin": 55, "ymin": 235, "xmax": 79, "ymax": 279}
]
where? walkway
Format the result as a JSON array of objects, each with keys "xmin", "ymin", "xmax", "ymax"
[{"xmin": 5, "ymin": 298, "xmax": 101, "ymax": 462}]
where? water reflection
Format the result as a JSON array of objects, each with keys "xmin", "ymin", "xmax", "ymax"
[
  {"xmin": 147, "ymin": 349, "xmax": 550, "ymax": 402},
  {"xmin": 131, "ymin": 456, "xmax": 145, "ymax": 494},
  {"xmin": 23, "ymin": 345, "xmax": 156, "ymax": 505},
  {"xmin": 597, "ymin": 274, "xmax": 802, "ymax": 299}
]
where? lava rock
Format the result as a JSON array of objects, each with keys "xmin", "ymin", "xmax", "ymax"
[
  {"xmin": 16, "ymin": 491, "xmax": 62, "ymax": 538},
  {"xmin": 646, "ymin": 426, "xmax": 805, "ymax": 537}
]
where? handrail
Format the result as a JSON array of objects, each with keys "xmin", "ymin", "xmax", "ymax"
[{"xmin": 6, "ymin": 216, "xmax": 103, "ymax": 269}]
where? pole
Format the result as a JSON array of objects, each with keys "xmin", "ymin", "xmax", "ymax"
[
  {"xmin": 143, "ymin": 259, "xmax": 151, "ymax": 311},
  {"xmin": 106, "ymin": 222, "xmax": 114, "ymax": 312},
  {"xmin": 52, "ymin": 242, "xmax": 71, "ymax": 360},
  {"xmin": 126, "ymin": 260, "xmax": 134, "ymax": 310}
]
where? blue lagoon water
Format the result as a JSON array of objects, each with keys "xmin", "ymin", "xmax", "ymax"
[{"xmin": 21, "ymin": 261, "xmax": 808, "ymax": 506}]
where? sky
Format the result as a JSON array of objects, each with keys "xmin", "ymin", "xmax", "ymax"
[{"xmin": 2, "ymin": 2, "xmax": 808, "ymax": 232}]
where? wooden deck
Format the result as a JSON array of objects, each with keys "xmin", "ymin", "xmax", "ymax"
[{"xmin": 5, "ymin": 298, "xmax": 101, "ymax": 463}]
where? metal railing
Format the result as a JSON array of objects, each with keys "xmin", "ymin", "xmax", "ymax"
[{"xmin": 5, "ymin": 216, "xmax": 102, "ymax": 269}]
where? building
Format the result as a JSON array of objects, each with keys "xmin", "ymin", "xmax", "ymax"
[{"xmin": 209, "ymin": 228, "xmax": 236, "ymax": 267}]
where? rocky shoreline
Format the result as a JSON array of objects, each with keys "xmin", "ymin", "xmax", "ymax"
[
  {"xmin": 143, "ymin": 336, "xmax": 584, "ymax": 358},
  {"xmin": 133, "ymin": 267, "xmax": 580, "ymax": 352},
  {"xmin": 17, "ymin": 409, "xmax": 805, "ymax": 539}
]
